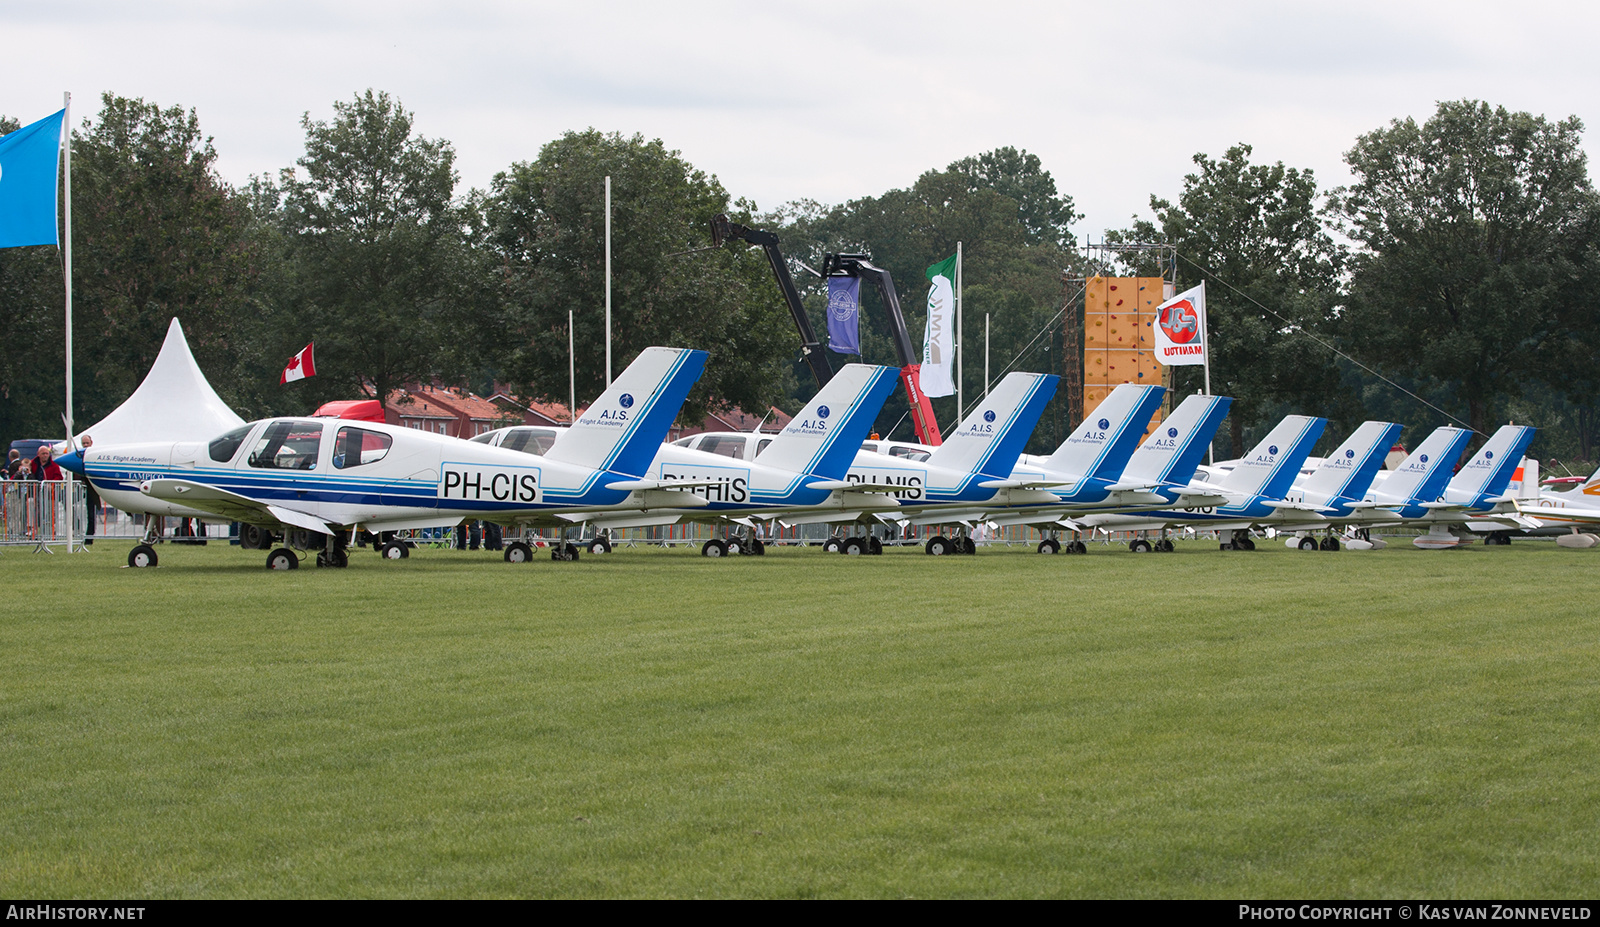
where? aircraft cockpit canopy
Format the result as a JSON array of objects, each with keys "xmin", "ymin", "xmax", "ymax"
[
  {"xmin": 248, "ymin": 420, "xmax": 324, "ymax": 470},
  {"xmin": 208, "ymin": 424, "xmax": 255, "ymax": 463}
]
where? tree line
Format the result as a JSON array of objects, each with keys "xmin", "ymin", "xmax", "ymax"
[{"xmin": 2, "ymin": 91, "xmax": 1597, "ymax": 467}]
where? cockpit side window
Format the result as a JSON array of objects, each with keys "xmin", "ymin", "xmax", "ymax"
[
  {"xmin": 333, "ymin": 427, "xmax": 393, "ymax": 469},
  {"xmin": 757, "ymin": 438, "xmax": 773, "ymax": 456},
  {"xmin": 208, "ymin": 425, "xmax": 255, "ymax": 463},
  {"xmin": 468, "ymin": 433, "xmax": 495, "ymax": 444},
  {"xmin": 699, "ymin": 436, "xmax": 744, "ymax": 459},
  {"xmin": 889, "ymin": 446, "xmax": 931, "ymax": 462},
  {"xmin": 501, "ymin": 428, "xmax": 558, "ymax": 456},
  {"xmin": 247, "ymin": 421, "xmax": 324, "ymax": 470}
]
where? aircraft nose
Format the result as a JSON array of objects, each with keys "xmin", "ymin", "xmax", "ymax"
[{"xmin": 56, "ymin": 451, "xmax": 85, "ymax": 475}]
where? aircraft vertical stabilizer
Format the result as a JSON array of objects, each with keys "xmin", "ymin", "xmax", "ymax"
[
  {"xmin": 1221, "ymin": 415, "xmax": 1327, "ymax": 499},
  {"xmin": 926, "ymin": 372, "xmax": 1059, "ymax": 479},
  {"xmin": 1442, "ymin": 425, "xmax": 1537, "ymax": 505},
  {"xmin": 1373, "ymin": 426, "xmax": 1472, "ymax": 504},
  {"xmin": 1120, "ymin": 392, "xmax": 1232, "ymax": 486},
  {"xmin": 543, "ymin": 347, "xmax": 708, "ymax": 477},
  {"xmin": 1042, "ymin": 384, "xmax": 1165, "ymax": 481},
  {"xmin": 1299, "ymin": 421, "xmax": 1402, "ymax": 502},
  {"xmin": 753, "ymin": 364, "xmax": 899, "ymax": 478}
]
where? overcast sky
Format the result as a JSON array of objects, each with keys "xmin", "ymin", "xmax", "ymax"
[{"xmin": 6, "ymin": 1, "xmax": 1598, "ymax": 241}]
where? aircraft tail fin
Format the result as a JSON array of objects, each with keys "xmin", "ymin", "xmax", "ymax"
[
  {"xmin": 1300, "ymin": 421, "xmax": 1403, "ymax": 501},
  {"xmin": 1443, "ymin": 424, "xmax": 1537, "ymax": 504},
  {"xmin": 1220, "ymin": 415, "xmax": 1327, "ymax": 499},
  {"xmin": 753, "ymin": 364, "xmax": 899, "ymax": 478},
  {"xmin": 1120, "ymin": 392, "xmax": 1231, "ymax": 486},
  {"xmin": 925, "ymin": 372, "xmax": 1059, "ymax": 479},
  {"xmin": 1042, "ymin": 384, "xmax": 1166, "ymax": 481},
  {"xmin": 543, "ymin": 346, "xmax": 708, "ymax": 477},
  {"xmin": 1374, "ymin": 426, "xmax": 1472, "ymax": 503}
]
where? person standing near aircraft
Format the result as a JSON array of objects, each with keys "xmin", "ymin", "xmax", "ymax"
[
  {"xmin": 30, "ymin": 444, "xmax": 62, "ymax": 481},
  {"xmin": 6, "ymin": 449, "xmax": 21, "ymax": 479}
]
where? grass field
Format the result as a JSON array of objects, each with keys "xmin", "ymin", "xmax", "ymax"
[{"xmin": 2, "ymin": 537, "xmax": 1597, "ymax": 898}]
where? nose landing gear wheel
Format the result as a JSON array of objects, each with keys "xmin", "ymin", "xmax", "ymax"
[
  {"xmin": 504, "ymin": 542, "xmax": 532, "ymax": 563},
  {"xmin": 868, "ymin": 537, "xmax": 882, "ymax": 555},
  {"xmin": 266, "ymin": 548, "xmax": 298, "ymax": 571},
  {"xmin": 552, "ymin": 542, "xmax": 581, "ymax": 561},
  {"xmin": 1319, "ymin": 536, "xmax": 1340, "ymax": 551},
  {"xmin": 750, "ymin": 538, "xmax": 766, "ymax": 556},
  {"xmin": 128, "ymin": 544, "xmax": 158, "ymax": 568},
  {"xmin": 725, "ymin": 538, "xmax": 744, "ymax": 556},
  {"xmin": 1156, "ymin": 539, "xmax": 1175, "ymax": 553}
]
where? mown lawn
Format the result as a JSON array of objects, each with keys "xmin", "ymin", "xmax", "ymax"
[{"xmin": 1, "ymin": 538, "xmax": 1596, "ymax": 897}]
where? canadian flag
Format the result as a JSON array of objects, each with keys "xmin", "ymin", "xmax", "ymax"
[{"xmin": 281, "ymin": 343, "xmax": 316, "ymax": 384}]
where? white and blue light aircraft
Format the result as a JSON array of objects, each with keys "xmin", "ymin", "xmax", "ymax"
[
  {"xmin": 1391, "ymin": 424, "xmax": 1537, "ymax": 548},
  {"xmin": 1078, "ymin": 413, "xmax": 1329, "ymax": 550},
  {"xmin": 982, "ymin": 391, "xmax": 1235, "ymax": 552},
  {"xmin": 58, "ymin": 347, "xmax": 710, "ymax": 569},
  {"xmin": 474, "ymin": 363, "xmax": 903, "ymax": 556}
]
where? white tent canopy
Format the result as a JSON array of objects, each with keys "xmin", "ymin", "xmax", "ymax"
[{"xmin": 76, "ymin": 317, "xmax": 244, "ymax": 447}]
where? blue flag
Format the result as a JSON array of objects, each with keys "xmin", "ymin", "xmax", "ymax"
[
  {"xmin": 826, "ymin": 275, "xmax": 861, "ymax": 354},
  {"xmin": 0, "ymin": 109, "xmax": 66, "ymax": 249}
]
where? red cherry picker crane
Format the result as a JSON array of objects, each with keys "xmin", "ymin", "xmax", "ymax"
[{"xmin": 709, "ymin": 214, "xmax": 943, "ymax": 445}]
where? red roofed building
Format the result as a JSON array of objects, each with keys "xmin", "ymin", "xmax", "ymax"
[{"xmin": 677, "ymin": 405, "xmax": 792, "ymax": 439}]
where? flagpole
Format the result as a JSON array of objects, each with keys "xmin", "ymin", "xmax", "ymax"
[
  {"xmin": 63, "ymin": 90, "xmax": 75, "ymax": 553},
  {"xmin": 1201, "ymin": 279, "xmax": 1213, "ymax": 465},
  {"xmin": 604, "ymin": 175, "xmax": 612, "ymax": 388},
  {"xmin": 955, "ymin": 240, "xmax": 963, "ymax": 418},
  {"xmin": 569, "ymin": 309, "xmax": 577, "ymax": 426},
  {"xmin": 984, "ymin": 312, "xmax": 990, "ymax": 398}
]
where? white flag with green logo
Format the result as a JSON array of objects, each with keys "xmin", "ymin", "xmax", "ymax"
[{"xmin": 921, "ymin": 253, "xmax": 957, "ymax": 397}]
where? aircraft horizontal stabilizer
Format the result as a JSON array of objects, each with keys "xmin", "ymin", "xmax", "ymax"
[
  {"xmin": 1261, "ymin": 500, "xmax": 1337, "ymax": 514},
  {"xmin": 805, "ymin": 479, "xmax": 903, "ymax": 493},
  {"xmin": 976, "ymin": 477, "xmax": 1077, "ymax": 490},
  {"xmin": 606, "ymin": 477, "xmax": 725, "ymax": 492}
]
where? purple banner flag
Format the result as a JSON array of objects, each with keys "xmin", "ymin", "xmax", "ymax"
[{"xmin": 827, "ymin": 276, "xmax": 861, "ymax": 354}]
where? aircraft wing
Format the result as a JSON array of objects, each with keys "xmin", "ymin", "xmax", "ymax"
[
  {"xmin": 141, "ymin": 478, "xmax": 333, "ymax": 534},
  {"xmin": 1514, "ymin": 500, "xmax": 1600, "ymax": 524}
]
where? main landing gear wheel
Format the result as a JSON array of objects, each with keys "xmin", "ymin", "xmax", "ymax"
[
  {"xmin": 822, "ymin": 536, "xmax": 845, "ymax": 554},
  {"xmin": 552, "ymin": 542, "xmax": 581, "ymax": 562},
  {"xmin": 726, "ymin": 538, "xmax": 744, "ymax": 556},
  {"xmin": 1156, "ymin": 538, "xmax": 1175, "ymax": 553},
  {"xmin": 701, "ymin": 539, "xmax": 727, "ymax": 558},
  {"xmin": 266, "ymin": 548, "xmax": 298, "ymax": 571},
  {"xmin": 959, "ymin": 537, "xmax": 977, "ymax": 555},
  {"xmin": 750, "ymin": 538, "xmax": 767, "ymax": 556},
  {"xmin": 926, "ymin": 536, "xmax": 952, "ymax": 556},
  {"xmin": 128, "ymin": 544, "xmax": 158, "ymax": 568},
  {"xmin": 504, "ymin": 541, "xmax": 533, "ymax": 563},
  {"xmin": 843, "ymin": 537, "xmax": 868, "ymax": 555},
  {"xmin": 1319, "ymin": 535, "xmax": 1340, "ymax": 551},
  {"xmin": 1037, "ymin": 539, "xmax": 1060, "ymax": 554},
  {"xmin": 315, "ymin": 548, "xmax": 349, "ymax": 568},
  {"xmin": 587, "ymin": 537, "xmax": 612, "ymax": 555},
  {"xmin": 379, "ymin": 541, "xmax": 408, "ymax": 560},
  {"xmin": 868, "ymin": 537, "xmax": 882, "ymax": 556},
  {"xmin": 1298, "ymin": 537, "xmax": 1318, "ymax": 552},
  {"xmin": 1129, "ymin": 539, "xmax": 1153, "ymax": 553}
]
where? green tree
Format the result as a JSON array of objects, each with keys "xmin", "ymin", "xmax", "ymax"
[
  {"xmin": 1333, "ymin": 100, "xmax": 1600, "ymax": 438},
  {"xmin": 259, "ymin": 90, "xmax": 483, "ymax": 409},
  {"xmin": 1110, "ymin": 144, "xmax": 1346, "ymax": 456},
  {"xmin": 485, "ymin": 130, "xmax": 793, "ymax": 423},
  {"xmin": 2, "ymin": 96, "xmax": 262, "ymax": 441}
]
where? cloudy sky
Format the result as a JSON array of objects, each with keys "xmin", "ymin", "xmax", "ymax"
[{"xmin": 6, "ymin": 1, "xmax": 1597, "ymax": 239}]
